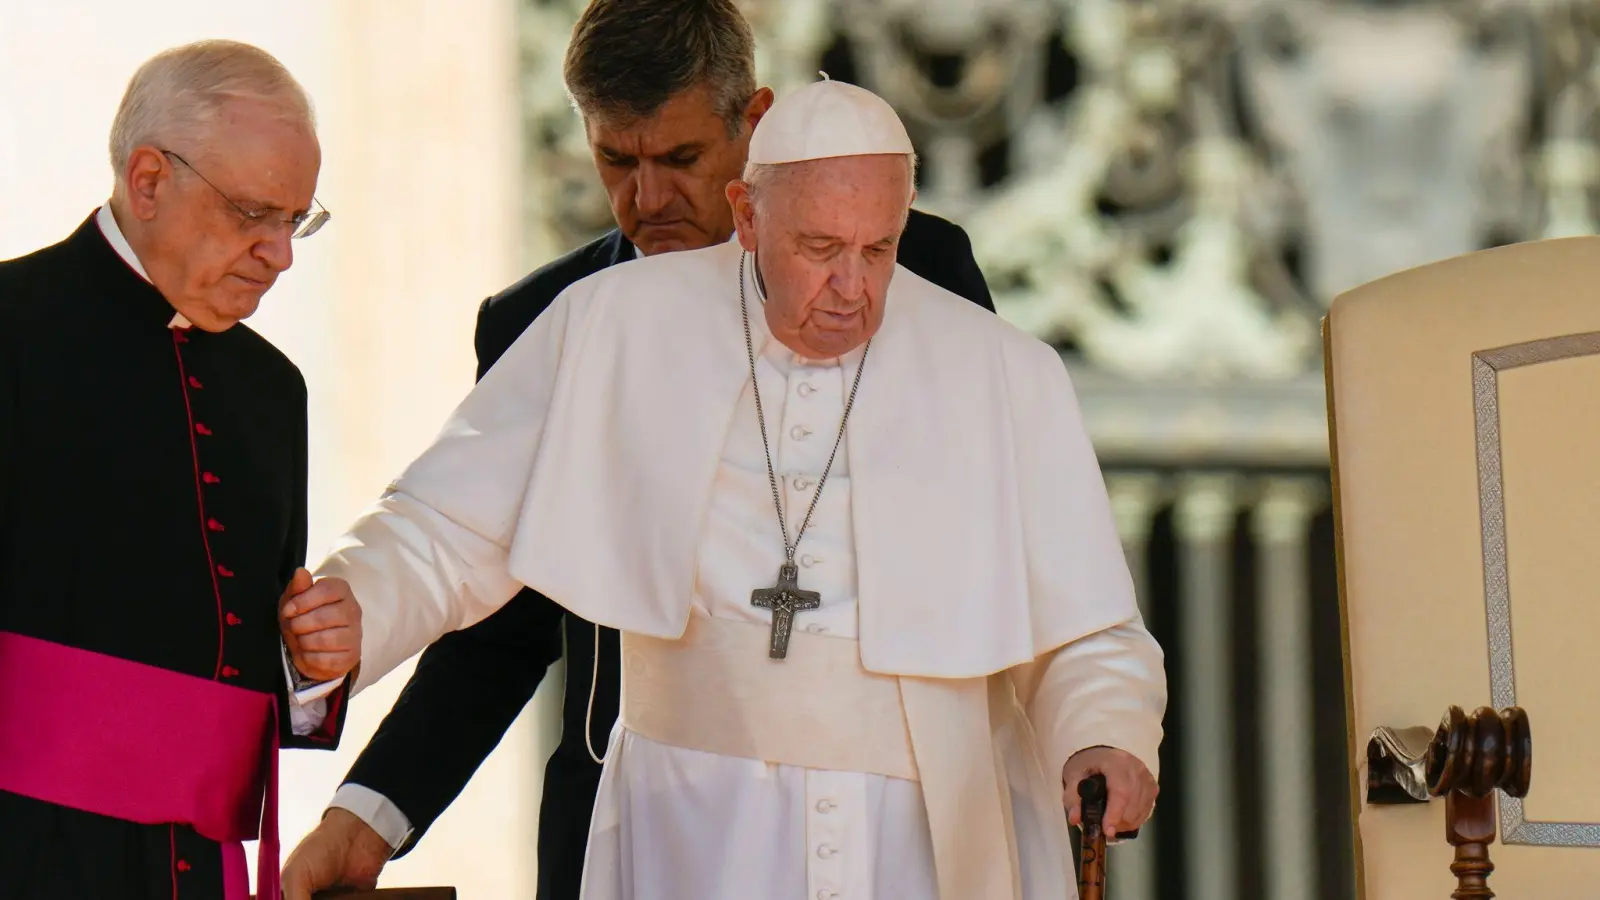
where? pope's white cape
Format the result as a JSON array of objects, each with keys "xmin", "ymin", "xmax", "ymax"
[{"xmin": 325, "ymin": 238, "xmax": 1139, "ymax": 690}]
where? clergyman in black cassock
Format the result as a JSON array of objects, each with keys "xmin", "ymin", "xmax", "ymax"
[{"xmin": 0, "ymin": 39, "xmax": 357, "ymax": 900}]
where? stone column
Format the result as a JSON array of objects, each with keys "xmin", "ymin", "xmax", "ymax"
[
  {"xmin": 1174, "ymin": 475, "xmax": 1239, "ymax": 900},
  {"xmin": 1254, "ymin": 478, "xmax": 1325, "ymax": 900}
]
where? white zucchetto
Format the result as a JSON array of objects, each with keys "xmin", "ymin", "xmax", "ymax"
[{"xmin": 747, "ymin": 74, "xmax": 915, "ymax": 166}]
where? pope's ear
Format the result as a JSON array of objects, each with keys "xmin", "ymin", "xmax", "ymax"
[{"xmin": 726, "ymin": 179, "xmax": 759, "ymax": 252}]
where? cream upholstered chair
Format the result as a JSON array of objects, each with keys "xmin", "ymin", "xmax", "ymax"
[{"xmin": 1325, "ymin": 235, "xmax": 1600, "ymax": 898}]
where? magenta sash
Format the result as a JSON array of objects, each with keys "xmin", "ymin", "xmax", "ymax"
[{"xmin": 0, "ymin": 631, "xmax": 279, "ymax": 900}]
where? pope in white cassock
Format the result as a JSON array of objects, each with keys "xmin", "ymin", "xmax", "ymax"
[{"xmin": 301, "ymin": 79, "xmax": 1167, "ymax": 900}]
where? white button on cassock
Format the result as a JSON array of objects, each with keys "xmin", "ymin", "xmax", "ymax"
[
  {"xmin": 790, "ymin": 425, "xmax": 812, "ymax": 440},
  {"xmin": 805, "ymin": 773, "xmax": 852, "ymax": 899}
]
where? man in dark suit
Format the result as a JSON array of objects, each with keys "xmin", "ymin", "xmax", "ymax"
[{"xmin": 280, "ymin": 1, "xmax": 993, "ymax": 897}]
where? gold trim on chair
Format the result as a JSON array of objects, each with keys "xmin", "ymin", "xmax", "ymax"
[{"xmin": 1322, "ymin": 314, "xmax": 1370, "ymax": 896}]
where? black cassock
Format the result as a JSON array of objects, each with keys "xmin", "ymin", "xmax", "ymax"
[
  {"xmin": 340, "ymin": 209, "xmax": 994, "ymax": 899},
  {"xmin": 0, "ymin": 214, "xmax": 350, "ymax": 899}
]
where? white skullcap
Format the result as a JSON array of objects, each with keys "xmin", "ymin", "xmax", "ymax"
[{"xmin": 747, "ymin": 74, "xmax": 914, "ymax": 166}]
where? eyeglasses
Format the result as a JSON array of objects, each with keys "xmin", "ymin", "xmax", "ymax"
[{"xmin": 161, "ymin": 150, "xmax": 330, "ymax": 239}]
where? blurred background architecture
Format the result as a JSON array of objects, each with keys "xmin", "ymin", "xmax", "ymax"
[{"xmin": 5, "ymin": 1, "xmax": 1600, "ymax": 897}]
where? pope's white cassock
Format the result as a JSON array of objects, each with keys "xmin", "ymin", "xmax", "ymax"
[{"xmin": 318, "ymin": 82, "xmax": 1166, "ymax": 900}]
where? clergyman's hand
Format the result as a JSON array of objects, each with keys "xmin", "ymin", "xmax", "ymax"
[
  {"xmin": 281, "ymin": 807, "xmax": 392, "ymax": 900},
  {"xmin": 279, "ymin": 569, "xmax": 362, "ymax": 683},
  {"xmin": 1062, "ymin": 746, "xmax": 1157, "ymax": 839}
]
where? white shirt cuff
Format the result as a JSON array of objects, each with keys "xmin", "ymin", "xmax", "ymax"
[
  {"xmin": 280, "ymin": 640, "xmax": 346, "ymax": 735},
  {"xmin": 330, "ymin": 783, "xmax": 415, "ymax": 852}
]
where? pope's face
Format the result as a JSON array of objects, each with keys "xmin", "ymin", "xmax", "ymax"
[
  {"xmin": 728, "ymin": 154, "xmax": 912, "ymax": 360},
  {"xmin": 586, "ymin": 85, "xmax": 772, "ymax": 256}
]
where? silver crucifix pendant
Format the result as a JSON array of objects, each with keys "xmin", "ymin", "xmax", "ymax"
[{"xmin": 749, "ymin": 561, "xmax": 822, "ymax": 659}]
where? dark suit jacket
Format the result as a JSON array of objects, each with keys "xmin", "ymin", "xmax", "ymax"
[{"xmin": 342, "ymin": 210, "xmax": 993, "ymax": 899}]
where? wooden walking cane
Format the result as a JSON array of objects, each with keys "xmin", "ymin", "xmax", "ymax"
[{"xmin": 1076, "ymin": 774, "xmax": 1140, "ymax": 900}]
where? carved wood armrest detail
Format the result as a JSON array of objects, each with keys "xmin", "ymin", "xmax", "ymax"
[{"xmin": 1365, "ymin": 706, "xmax": 1533, "ymax": 900}]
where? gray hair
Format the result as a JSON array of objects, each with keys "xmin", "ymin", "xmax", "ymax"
[
  {"xmin": 744, "ymin": 155, "xmax": 920, "ymax": 211},
  {"xmin": 563, "ymin": 0, "xmax": 756, "ymax": 138},
  {"xmin": 108, "ymin": 39, "xmax": 315, "ymax": 176}
]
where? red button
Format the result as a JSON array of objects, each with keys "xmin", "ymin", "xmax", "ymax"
[
  {"xmin": 188, "ymin": 376, "xmax": 203, "ymax": 389},
  {"xmin": 202, "ymin": 472, "xmax": 221, "ymax": 484},
  {"xmin": 195, "ymin": 423, "xmax": 212, "ymax": 436},
  {"xmin": 207, "ymin": 518, "xmax": 225, "ymax": 532},
  {"xmin": 221, "ymin": 666, "xmax": 240, "ymax": 678},
  {"xmin": 176, "ymin": 859, "xmax": 192, "ymax": 873},
  {"xmin": 226, "ymin": 612, "xmax": 242, "ymax": 626},
  {"xmin": 217, "ymin": 565, "xmax": 235, "ymax": 578}
]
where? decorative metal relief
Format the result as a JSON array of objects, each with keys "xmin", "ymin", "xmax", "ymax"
[{"xmin": 518, "ymin": 0, "xmax": 1600, "ymax": 458}]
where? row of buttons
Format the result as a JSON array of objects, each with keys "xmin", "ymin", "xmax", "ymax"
[
  {"xmin": 173, "ymin": 329, "xmax": 244, "ymax": 688},
  {"xmin": 788, "ymin": 368, "xmax": 841, "ymax": 641},
  {"xmin": 813, "ymin": 792, "xmax": 840, "ymax": 900},
  {"xmin": 783, "ymin": 477, "xmax": 825, "ymax": 570}
]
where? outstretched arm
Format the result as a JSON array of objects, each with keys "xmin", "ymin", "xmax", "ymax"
[
  {"xmin": 282, "ymin": 287, "xmax": 577, "ymax": 898},
  {"xmin": 304, "ymin": 278, "xmax": 586, "ymax": 693}
]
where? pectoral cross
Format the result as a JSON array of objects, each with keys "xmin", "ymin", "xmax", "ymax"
[{"xmin": 750, "ymin": 561, "xmax": 821, "ymax": 660}]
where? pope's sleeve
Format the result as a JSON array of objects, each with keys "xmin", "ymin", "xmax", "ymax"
[
  {"xmin": 315, "ymin": 281, "xmax": 591, "ymax": 694},
  {"xmin": 1002, "ymin": 332, "xmax": 1167, "ymax": 780},
  {"xmin": 1012, "ymin": 619, "xmax": 1167, "ymax": 784}
]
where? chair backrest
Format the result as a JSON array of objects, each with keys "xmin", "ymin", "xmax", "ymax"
[{"xmin": 1326, "ymin": 234, "xmax": 1600, "ymax": 898}]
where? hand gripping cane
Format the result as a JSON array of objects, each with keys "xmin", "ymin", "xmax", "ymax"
[{"xmin": 1076, "ymin": 774, "xmax": 1141, "ymax": 900}]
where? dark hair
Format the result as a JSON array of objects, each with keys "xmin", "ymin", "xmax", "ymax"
[{"xmin": 563, "ymin": 0, "xmax": 757, "ymax": 138}]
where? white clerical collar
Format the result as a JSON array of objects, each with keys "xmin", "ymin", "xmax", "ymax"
[{"xmin": 95, "ymin": 204, "xmax": 191, "ymax": 330}]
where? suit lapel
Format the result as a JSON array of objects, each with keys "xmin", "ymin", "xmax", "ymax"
[{"xmin": 606, "ymin": 230, "xmax": 635, "ymax": 267}]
